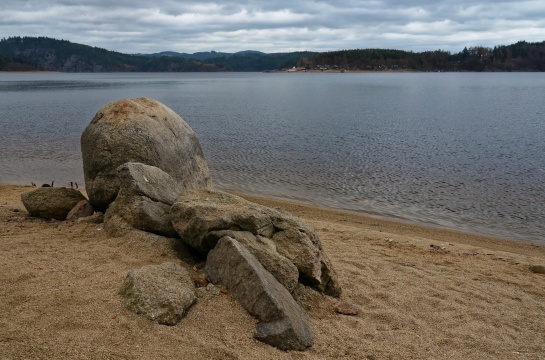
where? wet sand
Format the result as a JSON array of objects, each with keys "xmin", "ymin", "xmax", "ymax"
[{"xmin": 1, "ymin": 184, "xmax": 544, "ymax": 359}]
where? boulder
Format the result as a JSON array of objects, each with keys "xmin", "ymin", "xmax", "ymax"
[
  {"xmin": 115, "ymin": 162, "xmax": 182, "ymax": 205},
  {"xmin": 171, "ymin": 188, "xmax": 341, "ymax": 296},
  {"xmin": 207, "ymin": 230, "xmax": 298, "ymax": 293},
  {"xmin": 206, "ymin": 237, "xmax": 313, "ymax": 350},
  {"xmin": 66, "ymin": 199, "xmax": 94, "ymax": 221},
  {"xmin": 21, "ymin": 187, "xmax": 86, "ymax": 220},
  {"xmin": 171, "ymin": 189, "xmax": 277, "ymax": 253},
  {"xmin": 104, "ymin": 163, "xmax": 180, "ymax": 237},
  {"xmin": 81, "ymin": 98, "xmax": 211, "ymax": 211},
  {"xmin": 119, "ymin": 262, "xmax": 196, "ymax": 326},
  {"xmin": 106, "ymin": 196, "xmax": 176, "ymax": 237}
]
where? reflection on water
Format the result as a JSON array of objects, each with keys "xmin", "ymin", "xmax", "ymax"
[{"xmin": 0, "ymin": 72, "xmax": 544, "ymax": 243}]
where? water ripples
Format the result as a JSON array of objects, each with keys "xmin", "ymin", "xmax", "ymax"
[{"xmin": 1, "ymin": 72, "xmax": 544, "ymax": 243}]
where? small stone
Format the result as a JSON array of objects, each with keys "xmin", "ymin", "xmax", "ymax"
[
  {"xmin": 193, "ymin": 272, "xmax": 210, "ymax": 288},
  {"xmin": 529, "ymin": 265, "xmax": 545, "ymax": 274},
  {"xmin": 334, "ymin": 301, "xmax": 360, "ymax": 316},
  {"xmin": 66, "ymin": 200, "xmax": 94, "ymax": 221},
  {"xmin": 206, "ymin": 283, "xmax": 221, "ymax": 295}
]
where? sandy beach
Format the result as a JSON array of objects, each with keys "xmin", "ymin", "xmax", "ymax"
[{"xmin": 1, "ymin": 183, "xmax": 544, "ymax": 359}]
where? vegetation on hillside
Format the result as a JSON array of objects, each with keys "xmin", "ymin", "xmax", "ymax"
[
  {"xmin": 301, "ymin": 41, "xmax": 545, "ymax": 71},
  {"xmin": 0, "ymin": 36, "xmax": 224, "ymax": 72},
  {"xmin": 1, "ymin": 36, "xmax": 544, "ymax": 72}
]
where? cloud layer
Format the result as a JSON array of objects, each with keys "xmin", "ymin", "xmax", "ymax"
[{"xmin": 1, "ymin": 1, "xmax": 544, "ymax": 53}]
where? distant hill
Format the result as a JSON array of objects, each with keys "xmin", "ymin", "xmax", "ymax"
[
  {"xmin": 1, "ymin": 36, "xmax": 544, "ymax": 72},
  {"xmin": 140, "ymin": 50, "xmax": 232, "ymax": 60},
  {"xmin": 0, "ymin": 36, "xmax": 224, "ymax": 72},
  {"xmin": 139, "ymin": 50, "xmax": 266, "ymax": 60},
  {"xmin": 300, "ymin": 41, "xmax": 545, "ymax": 72}
]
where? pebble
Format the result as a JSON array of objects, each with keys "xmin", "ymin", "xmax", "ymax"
[
  {"xmin": 529, "ymin": 265, "xmax": 545, "ymax": 274},
  {"xmin": 334, "ymin": 301, "xmax": 360, "ymax": 316},
  {"xmin": 206, "ymin": 283, "xmax": 221, "ymax": 295}
]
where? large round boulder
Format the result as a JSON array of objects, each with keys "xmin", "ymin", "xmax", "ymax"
[{"xmin": 81, "ymin": 98, "xmax": 211, "ymax": 211}]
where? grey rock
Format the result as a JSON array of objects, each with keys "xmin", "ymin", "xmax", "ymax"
[
  {"xmin": 106, "ymin": 195, "xmax": 177, "ymax": 237},
  {"xmin": 81, "ymin": 98, "xmax": 211, "ymax": 211},
  {"xmin": 206, "ymin": 283, "xmax": 221, "ymax": 295},
  {"xmin": 271, "ymin": 228, "xmax": 322, "ymax": 286},
  {"xmin": 316, "ymin": 252, "xmax": 343, "ymax": 297},
  {"xmin": 171, "ymin": 189, "xmax": 277, "ymax": 253},
  {"xmin": 66, "ymin": 199, "xmax": 94, "ymax": 221},
  {"xmin": 104, "ymin": 163, "xmax": 180, "ymax": 237},
  {"xmin": 171, "ymin": 188, "xmax": 341, "ymax": 296},
  {"xmin": 21, "ymin": 187, "xmax": 86, "ymax": 220},
  {"xmin": 116, "ymin": 162, "xmax": 182, "ymax": 205},
  {"xmin": 207, "ymin": 230, "xmax": 298, "ymax": 293},
  {"xmin": 206, "ymin": 237, "xmax": 313, "ymax": 351},
  {"xmin": 119, "ymin": 262, "xmax": 196, "ymax": 326}
]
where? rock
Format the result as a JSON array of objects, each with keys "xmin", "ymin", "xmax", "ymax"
[
  {"xmin": 206, "ymin": 236, "xmax": 313, "ymax": 351},
  {"xmin": 316, "ymin": 252, "xmax": 343, "ymax": 297},
  {"xmin": 192, "ymin": 272, "xmax": 210, "ymax": 288},
  {"xmin": 106, "ymin": 197, "xmax": 176, "ymax": 237},
  {"xmin": 81, "ymin": 98, "xmax": 211, "ymax": 211},
  {"xmin": 104, "ymin": 163, "xmax": 180, "ymax": 237},
  {"xmin": 119, "ymin": 262, "xmax": 196, "ymax": 326},
  {"xmin": 171, "ymin": 188, "xmax": 341, "ymax": 297},
  {"xmin": 206, "ymin": 283, "xmax": 221, "ymax": 295},
  {"xmin": 66, "ymin": 199, "xmax": 94, "ymax": 221},
  {"xmin": 171, "ymin": 189, "xmax": 277, "ymax": 253},
  {"xmin": 271, "ymin": 228, "xmax": 321, "ymax": 286},
  {"xmin": 207, "ymin": 230, "xmax": 299, "ymax": 293},
  {"xmin": 21, "ymin": 187, "xmax": 86, "ymax": 220},
  {"xmin": 529, "ymin": 265, "xmax": 545, "ymax": 274},
  {"xmin": 116, "ymin": 162, "xmax": 182, "ymax": 205},
  {"xmin": 334, "ymin": 301, "xmax": 360, "ymax": 316}
]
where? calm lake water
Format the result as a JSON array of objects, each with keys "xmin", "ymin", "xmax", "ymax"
[{"xmin": 0, "ymin": 72, "xmax": 544, "ymax": 243}]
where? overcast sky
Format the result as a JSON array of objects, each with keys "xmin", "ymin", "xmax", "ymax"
[{"xmin": 2, "ymin": 1, "xmax": 544, "ymax": 54}]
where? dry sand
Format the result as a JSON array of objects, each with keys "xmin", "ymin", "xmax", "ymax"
[{"xmin": 1, "ymin": 184, "xmax": 544, "ymax": 359}]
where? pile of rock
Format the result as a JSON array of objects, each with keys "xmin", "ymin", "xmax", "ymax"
[{"xmin": 21, "ymin": 98, "xmax": 343, "ymax": 351}]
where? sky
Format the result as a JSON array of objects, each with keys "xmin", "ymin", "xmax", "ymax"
[{"xmin": 2, "ymin": 0, "xmax": 544, "ymax": 54}]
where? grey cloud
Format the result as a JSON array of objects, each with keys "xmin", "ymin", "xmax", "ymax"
[{"xmin": 1, "ymin": 0, "xmax": 543, "ymax": 53}]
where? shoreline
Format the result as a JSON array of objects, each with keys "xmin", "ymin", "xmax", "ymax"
[
  {"xmin": 235, "ymin": 192, "xmax": 545, "ymax": 257},
  {"xmin": 4, "ymin": 182, "xmax": 544, "ymax": 256}
]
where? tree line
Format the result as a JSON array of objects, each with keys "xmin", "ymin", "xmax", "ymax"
[
  {"xmin": 299, "ymin": 41, "xmax": 545, "ymax": 72},
  {"xmin": 1, "ymin": 36, "xmax": 544, "ymax": 72}
]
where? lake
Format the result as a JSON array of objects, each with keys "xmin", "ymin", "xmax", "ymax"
[{"xmin": 0, "ymin": 72, "xmax": 544, "ymax": 243}]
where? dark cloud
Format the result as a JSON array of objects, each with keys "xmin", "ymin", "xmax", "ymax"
[{"xmin": 1, "ymin": 1, "xmax": 543, "ymax": 53}]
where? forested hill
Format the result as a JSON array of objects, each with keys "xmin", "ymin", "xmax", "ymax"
[
  {"xmin": 0, "ymin": 37, "xmax": 223, "ymax": 72},
  {"xmin": 0, "ymin": 36, "xmax": 311, "ymax": 72},
  {"xmin": 301, "ymin": 41, "xmax": 545, "ymax": 72},
  {"xmin": 1, "ymin": 36, "xmax": 544, "ymax": 72}
]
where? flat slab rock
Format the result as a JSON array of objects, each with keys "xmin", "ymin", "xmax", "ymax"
[
  {"xmin": 104, "ymin": 162, "xmax": 182, "ymax": 237},
  {"xmin": 206, "ymin": 236, "xmax": 313, "ymax": 351},
  {"xmin": 66, "ymin": 199, "xmax": 94, "ymax": 221},
  {"xmin": 171, "ymin": 188, "xmax": 342, "ymax": 297},
  {"xmin": 119, "ymin": 262, "xmax": 196, "ymax": 326}
]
